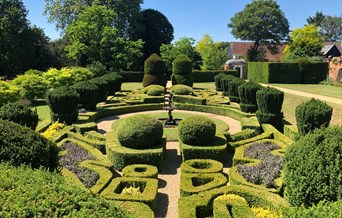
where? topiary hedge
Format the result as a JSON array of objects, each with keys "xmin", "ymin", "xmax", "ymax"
[
  {"xmin": 101, "ymin": 72, "xmax": 123, "ymax": 95},
  {"xmin": 193, "ymin": 70, "xmax": 238, "ymax": 82},
  {"xmin": 0, "ymin": 102, "xmax": 38, "ymax": 129},
  {"xmin": 172, "ymin": 54, "xmax": 193, "ymax": 87},
  {"xmin": 0, "ymin": 163, "xmax": 128, "ymax": 217},
  {"xmin": 220, "ymin": 74, "xmax": 237, "ymax": 96},
  {"xmin": 256, "ymin": 87, "xmax": 284, "ymax": 130},
  {"xmin": 284, "ymin": 126, "xmax": 342, "ymax": 207},
  {"xmin": 0, "ymin": 120, "xmax": 59, "ymax": 171},
  {"xmin": 228, "ymin": 78, "xmax": 245, "ymax": 103},
  {"xmin": 173, "ymin": 95, "xmax": 206, "ymax": 105},
  {"xmin": 122, "ymin": 164, "xmax": 158, "ymax": 178},
  {"xmin": 91, "ymin": 77, "xmax": 110, "ymax": 102},
  {"xmin": 213, "ymin": 194, "xmax": 255, "ymax": 218},
  {"xmin": 73, "ymin": 81, "xmax": 99, "ymax": 110},
  {"xmin": 143, "ymin": 53, "xmax": 166, "ymax": 87},
  {"xmin": 178, "ymin": 115, "xmax": 216, "ymax": 146},
  {"xmin": 117, "ymin": 115, "xmax": 163, "ymax": 149},
  {"xmin": 238, "ymin": 82, "xmax": 262, "ymax": 113},
  {"xmin": 170, "ymin": 84, "xmax": 194, "ymax": 95},
  {"xmin": 142, "ymin": 85, "xmax": 165, "ymax": 96},
  {"xmin": 295, "ymin": 98, "xmax": 332, "ymax": 135},
  {"xmin": 214, "ymin": 73, "xmax": 227, "ymax": 91},
  {"xmin": 181, "ymin": 159, "xmax": 223, "ymax": 174},
  {"xmin": 46, "ymin": 86, "xmax": 79, "ymax": 124}
]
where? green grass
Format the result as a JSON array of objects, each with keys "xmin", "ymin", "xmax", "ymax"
[
  {"xmin": 282, "ymin": 93, "xmax": 341, "ymax": 126},
  {"xmin": 121, "ymin": 82, "xmax": 143, "ymax": 91},
  {"xmin": 193, "ymin": 82, "xmax": 216, "ymax": 90},
  {"xmin": 33, "ymin": 105, "xmax": 51, "ymax": 123},
  {"xmin": 270, "ymin": 84, "xmax": 342, "ymax": 99}
]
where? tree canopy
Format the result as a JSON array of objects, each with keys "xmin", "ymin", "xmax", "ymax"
[
  {"xmin": 228, "ymin": 0, "xmax": 289, "ymax": 61},
  {"xmin": 65, "ymin": 5, "xmax": 143, "ymax": 71},
  {"xmin": 307, "ymin": 12, "xmax": 342, "ymax": 42},
  {"xmin": 306, "ymin": 11, "xmax": 326, "ymax": 27}
]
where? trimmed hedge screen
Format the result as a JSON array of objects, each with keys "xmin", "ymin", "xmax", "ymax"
[{"xmin": 193, "ymin": 70, "xmax": 238, "ymax": 82}]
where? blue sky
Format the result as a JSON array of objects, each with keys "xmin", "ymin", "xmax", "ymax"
[{"xmin": 23, "ymin": 0, "xmax": 341, "ymax": 43}]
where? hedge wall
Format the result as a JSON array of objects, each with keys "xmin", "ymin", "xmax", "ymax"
[
  {"xmin": 300, "ymin": 62, "xmax": 328, "ymax": 84},
  {"xmin": 119, "ymin": 71, "xmax": 144, "ymax": 82},
  {"xmin": 173, "ymin": 95, "xmax": 206, "ymax": 105},
  {"xmin": 193, "ymin": 70, "xmax": 238, "ymax": 82}
]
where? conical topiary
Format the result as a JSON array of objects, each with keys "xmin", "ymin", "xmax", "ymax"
[
  {"xmin": 171, "ymin": 54, "xmax": 193, "ymax": 87},
  {"xmin": 143, "ymin": 53, "xmax": 166, "ymax": 87}
]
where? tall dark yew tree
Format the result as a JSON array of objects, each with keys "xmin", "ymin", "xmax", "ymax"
[{"xmin": 228, "ymin": 0, "xmax": 289, "ymax": 61}]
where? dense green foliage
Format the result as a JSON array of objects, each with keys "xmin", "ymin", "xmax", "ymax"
[
  {"xmin": 256, "ymin": 87, "xmax": 284, "ymax": 129},
  {"xmin": 72, "ymin": 81, "xmax": 99, "ymax": 110},
  {"xmin": 295, "ymin": 98, "xmax": 332, "ymax": 135},
  {"xmin": 299, "ymin": 61, "xmax": 328, "ymax": 84},
  {"xmin": 46, "ymin": 86, "xmax": 79, "ymax": 124},
  {"xmin": 284, "ymin": 126, "xmax": 342, "ymax": 207},
  {"xmin": 0, "ymin": 102, "xmax": 38, "ymax": 129},
  {"xmin": 0, "ymin": 120, "xmax": 59, "ymax": 171},
  {"xmin": 122, "ymin": 164, "xmax": 158, "ymax": 178},
  {"xmin": 228, "ymin": 0, "xmax": 289, "ymax": 61},
  {"xmin": 319, "ymin": 15, "xmax": 342, "ymax": 42},
  {"xmin": 43, "ymin": 67, "xmax": 94, "ymax": 88},
  {"xmin": 142, "ymin": 85, "xmax": 165, "ymax": 96},
  {"xmin": 90, "ymin": 77, "xmax": 110, "ymax": 102},
  {"xmin": 181, "ymin": 159, "xmax": 223, "ymax": 174},
  {"xmin": 101, "ymin": 72, "xmax": 124, "ymax": 95},
  {"xmin": 220, "ymin": 74, "xmax": 237, "ymax": 96},
  {"xmin": 238, "ymin": 82, "xmax": 262, "ymax": 113},
  {"xmin": 117, "ymin": 115, "xmax": 163, "ymax": 149},
  {"xmin": 170, "ymin": 84, "xmax": 194, "ymax": 95},
  {"xmin": 283, "ymin": 200, "xmax": 342, "ymax": 218},
  {"xmin": 178, "ymin": 115, "xmax": 216, "ymax": 146},
  {"xmin": 12, "ymin": 74, "xmax": 49, "ymax": 101},
  {"xmin": 228, "ymin": 78, "xmax": 245, "ymax": 103},
  {"xmin": 0, "ymin": 80, "xmax": 19, "ymax": 107},
  {"xmin": 171, "ymin": 54, "xmax": 193, "ymax": 86},
  {"xmin": 143, "ymin": 53, "xmax": 166, "ymax": 87},
  {"xmin": 0, "ymin": 163, "xmax": 128, "ymax": 217},
  {"xmin": 193, "ymin": 70, "xmax": 238, "ymax": 82},
  {"xmin": 214, "ymin": 73, "xmax": 227, "ymax": 91}
]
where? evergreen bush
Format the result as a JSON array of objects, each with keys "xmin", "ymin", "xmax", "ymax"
[
  {"xmin": 214, "ymin": 73, "xmax": 227, "ymax": 91},
  {"xmin": 12, "ymin": 74, "xmax": 49, "ymax": 101},
  {"xmin": 170, "ymin": 84, "xmax": 194, "ymax": 95},
  {"xmin": 73, "ymin": 81, "xmax": 99, "ymax": 110},
  {"xmin": 178, "ymin": 115, "xmax": 216, "ymax": 146},
  {"xmin": 172, "ymin": 54, "xmax": 193, "ymax": 86},
  {"xmin": 90, "ymin": 77, "xmax": 109, "ymax": 102},
  {"xmin": 143, "ymin": 85, "xmax": 165, "ymax": 96},
  {"xmin": 295, "ymin": 98, "xmax": 332, "ymax": 135},
  {"xmin": 0, "ymin": 120, "xmax": 59, "ymax": 171},
  {"xmin": 228, "ymin": 78, "xmax": 245, "ymax": 103},
  {"xmin": 101, "ymin": 72, "xmax": 123, "ymax": 95},
  {"xmin": 238, "ymin": 82, "xmax": 262, "ymax": 113},
  {"xmin": 46, "ymin": 86, "xmax": 79, "ymax": 124},
  {"xmin": 220, "ymin": 74, "xmax": 236, "ymax": 96},
  {"xmin": 117, "ymin": 114, "xmax": 163, "ymax": 149},
  {"xmin": 0, "ymin": 80, "xmax": 19, "ymax": 107},
  {"xmin": 143, "ymin": 54, "xmax": 166, "ymax": 87},
  {"xmin": 256, "ymin": 87, "xmax": 284, "ymax": 129},
  {"xmin": 0, "ymin": 102, "xmax": 38, "ymax": 130},
  {"xmin": 284, "ymin": 126, "xmax": 342, "ymax": 207}
]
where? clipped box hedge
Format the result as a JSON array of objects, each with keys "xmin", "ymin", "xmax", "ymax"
[
  {"xmin": 101, "ymin": 177, "xmax": 158, "ymax": 209},
  {"xmin": 117, "ymin": 201, "xmax": 154, "ymax": 218},
  {"xmin": 213, "ymin": 194, "xmax": 255, "ymax": 218},
  {"xmin": 173, "ymin": 95, "xmax": 207, "ymax": 105},
  {"xmin": 181, "ymin": 159, "xmax": 223, "ymax": 174},
  {"xmin": 106, "ymin": 130, "xmax": 166, "ymax": 170},
  {"xmin": 178, "ymin": 185, "xmax": 290, "ymax": 218},
  {"xmin": 300, "ymin": 62, "xmax": 328, "ymax": 84},
  {"xmin": 141, "ymin": 95, "xmax": 164, "ymax": 104},
  {"xmin": 84, "ymin": 130, "xmax": 106, "ymax": 141},
  {"xmin": 193, "ymin": 70, "xmax": 238, "ymax": 82},
  {"xmin": 180, "ymin": 134, "xmax": 227, "ymax": 163},
  {"xmin": 180, "ymin": 172, "xmax": 228, "ymax": 197},
  {"xmin": 67, "ymin": 131, "xmax": 106, "ymax": 154},
  {"xmin": 122, "ymin": 164, "xmax": 158, "ymax": 178},
  {"xmin": 73, "ymin": 122, "xmax": 98, "ymax": 134}
]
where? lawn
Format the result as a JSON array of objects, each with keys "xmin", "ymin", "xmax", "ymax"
[
  {"xmin": 270, "ymin": 84, "xmax": 342, "ymax": 99},
  {"xmin": 33, "ymin": 105, "xmax": 51, "ymax": 123}
]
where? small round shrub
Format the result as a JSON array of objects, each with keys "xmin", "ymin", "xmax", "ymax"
[
  {"xmin": 171, "ymin": 74, "xmax": 193, "ymax": 87},
  {"xmin": 238, "ymin": 81, "xmax": 262, "ymax": 113},
  {"xmin": 181, "ymin": 159, "xmax": 223, "ymax": 174},
  {"xmin": 0, "ymin": 120, "xmax": 59, "ymax": 171},
  {"xmin": 214, "ymin": 73, "xmax": 227, "ymax": 91},
  {"xmin": 117, "ymin": 114, "xmax": 163, "ymax": 149},
  {"xmin": 295, "ymin": 98, "xmax": 332, "ymax": 135},
  {"xmin": 72, "ymin": 81, "xmax": 99, "ymax": 110},
  {"xmin": 170, "ymin": 84, "xmax": 194, "ymax": 95},
  {"xmin": 0, "ymin": 102, "xmax": 38, "ymax": 129},
  {"xmin": 90, "ymin": 77, "xmax": 109, "ymax": 102},
  {"xmin": 46, "ymin": 86, "xmax": 79, "ymax": 124},
  {"xmin": 284, "ymin": 126, "xmax": 342, "ymax": 207},
  {"xmin": 178, "ymin": 115, "xmax": 216, "ymax": 146},
  {"xmin": 122, "ymin": 164, "xmax": 158, "ymax": 178},
  {"xmin": 0, "ymin": 163, "xmax": 128, "ymax": 217},
  {"xmin": 172, "ymin": 54, "xmax": 192, "ymax": 75},
  {"xmin": 143, "ymin": 54, "xmax": 166, "ymax": 87},
  {"xmin": 143, "ymin": 85, "xmax": 165, "ymax": 96},
  {"xmin": 101, "ymin": 72, "xmax": 123, "ymax": 95},
  {"xmin": 228, "ymin": 78, "xmax": 245, "ymax": 103}
]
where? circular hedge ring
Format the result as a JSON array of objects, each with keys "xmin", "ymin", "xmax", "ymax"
[
  {"xmin": 181, "ymin": 159, "xmax": 223, "ymax": 174},
  {"xmin": 117, "ymin": 114, "xmax": 163, "ymax": 149},
  {"xmin": 178, "ymin": 115, "xmax": 216, "ymax": 146},
  {"xmin": 122, "ymin": 164, "xmax": 158, "ymax": 178}
]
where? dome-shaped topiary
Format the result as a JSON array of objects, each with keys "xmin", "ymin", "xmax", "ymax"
[
  {"xmin": 227, "ymin": 78, "xmax": 245, "ymax": 103},
  {"xmin": 284, "ymin": 126, "xmax": 342, "ymax": 207},
  {"xmin": 214, "ymin": 73, "xmax": 227, "ymax": 91},
  {"xmin": 46, "ymin": 86, "xmax": 79, "ymax": 124},
  {"xmin": 90, "ymin": 77, "xmax": 109, "ymax": 102},
  {"xmin": 143, "ymin": 54, "xmax": 166, "ymax": 87},
  {"xmin": 220, "ymin": 74, "xmax": 237, "ymax": 96},
  {"xmin": 117, "ymin": 114, "xmax": 163, "ymax": 149},
  {"xmin": 101, "ymin": 72, "xmax": 123, "ymax": 95},
  {"xmin": 0, "ymin": 119, "xmax": 59, "ymax": 171},
  {"xmin": 72, "ymin": 81, "xmax": 99, "ymax": 110},
  {"xmin": 0, "ymin": 102, "xmax": 38, "ymax": 130},
  {"xmin": 238, "ymin": 81, "xmax": 262, "ymax": 113},
  {"xmin": 178, "ymin": 115, "xmax": 216, "ymax": 146},
  {"xmin": 295, "ymin": 98, "xmax": 332, "ymax": 135},
  {"xmin": 170, "ymin": 84, "xmax": 194, "ymax": 95},
  {"xmin": 172, "ymin": 54, "xmax": 193, "ymax": 87},
  {"xmin": 143, "ymin": 85, "xmax": 165, "ymax": 96}
]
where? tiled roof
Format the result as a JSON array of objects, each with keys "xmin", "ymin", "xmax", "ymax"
[{"xmin": 323, "ymin": 42, "xmax": 342, "ymax": 54}]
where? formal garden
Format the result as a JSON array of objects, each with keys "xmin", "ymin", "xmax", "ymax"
[{"xmin": 0, "ymin": 51, "xmax": 341, "ymax": 217}]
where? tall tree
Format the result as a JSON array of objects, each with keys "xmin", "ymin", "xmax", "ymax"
[
  {"xmin": 228, "ymin": 0, "xmax": 289, "ymax": 61},
  {"xmin": 195, "ymin": 34, "xmax": 229, "ymax": 70},
  {"xmin": 283, "ymin": 25, "xmax": 324, "ymax": 61},
  {"xmin": 135, "ymin": 9, "xmax": 174, "ymax": 59},
  {"xmin": 44, "ymin": 0, "xmax": 143, "ymax": 37},
  {"xmin": 65, "ymin": 5, "xmax": 143, "ymax": 71},
  {"xmin": 320, "ymin": 16, "xmax": 342, "ymax": 42},
  {"xmin": 306, "ymin": 11, "xmax": 326, "ymax": 27}
]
